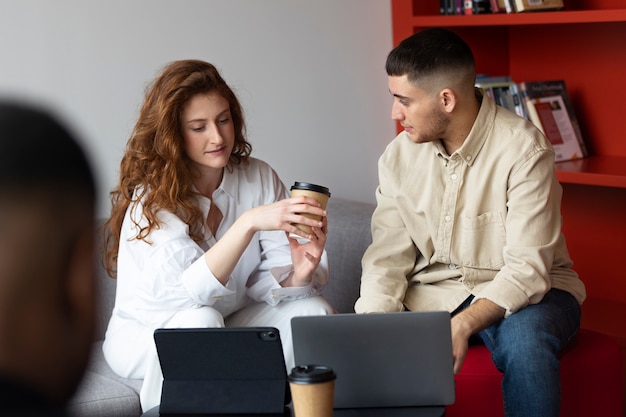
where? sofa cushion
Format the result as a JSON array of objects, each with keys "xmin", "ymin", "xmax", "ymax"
[
  {"xmin": 69, "ymin": 342, "xmax": 142, "ymax": 417},
  {"xmin": 68, "ymin": 370, "xmax": 142, "ymax": 417},
  {"xmin": 446, "ymin": 329, "xmax": 623, "ymax": 417}
]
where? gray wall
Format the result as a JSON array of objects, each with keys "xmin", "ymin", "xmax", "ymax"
[{"xmin": 0, "ymin": 0, "xmax": 395, "ymax": 216}]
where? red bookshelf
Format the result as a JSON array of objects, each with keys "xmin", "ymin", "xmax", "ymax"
[
  {"xmin": 391, "ymin": 0, "xmax": 626, "ymax": 409},
  {"xmin": 556, "ymin": 156, "xmax": 626, "ymax": 188},
  {"xmin": 411, "ymin": 9, "xmax": 626, "ymax": 26}
]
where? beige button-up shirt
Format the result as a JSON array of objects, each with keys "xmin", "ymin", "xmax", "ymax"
[{"xmin": 355, "ymin": 94, "xmax": 586, "ymax": 316}]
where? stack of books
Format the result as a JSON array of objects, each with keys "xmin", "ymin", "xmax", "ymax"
[
  {"xmin": 440, "ymin": 0, "xmax": 564, "ymax": 14},
  {"xmin": 475, "ymin": 76, "xmax": 588, "ymax": 162}
]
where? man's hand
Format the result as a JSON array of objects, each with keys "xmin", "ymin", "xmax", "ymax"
[{"xmin": 450, "ymin": 298, "xmax": 505, "ymax": 374}]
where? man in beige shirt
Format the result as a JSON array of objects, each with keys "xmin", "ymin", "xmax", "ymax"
[{"xmin": 355, "ymin": 28, "xmax": 586, "ymax": 417}]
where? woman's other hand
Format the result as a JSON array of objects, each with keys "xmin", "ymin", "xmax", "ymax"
[{"xmin": 283, "ymin": 216, "xmax": 328, "ymax": 287}]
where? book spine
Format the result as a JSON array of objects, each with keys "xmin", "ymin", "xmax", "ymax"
[
  {"xmin": 441, "ymin": 0, "xmax": 455, "ymax": 14},
  {"xmin": 456, "ymin": 0, "xmax": 464, "ymax": 15},
  {"xmin": 473, "ymin": 0, "xmax": 492, "ymax": 13},
  {"xmin": 489, "ymin": 0, "xmax": 503, "ymax": 13},
  {"xmin": 526, "ymin": 99, "xmax": 545, "ymax": 135},
  {"xmin": 464, "ymin": 0, "xmax": 473, "ymax": 14},
  {"xmin": 519, "ymin": 83, "xmax": 544, "ymax": 132},
  {"xmin": 514, "ymin": 0, "xmax": 564, "ymax": 12},
  {"xmin": 509, "ymin": 83, "xmax": 529, "ymax": 120}
]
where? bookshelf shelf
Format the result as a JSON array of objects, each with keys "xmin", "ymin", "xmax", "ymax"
[
  {"xmin": 411, "ymin": 9, "xmax": 626, "ymax": 26},
  {"xmin": 556, "ymin": 156, "xmax": 626, "ymax": 188}
]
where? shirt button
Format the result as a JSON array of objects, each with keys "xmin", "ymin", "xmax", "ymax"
[
  {"xmin": 451, "ymin": 173, "xmax": 458, "ymax": 181},
  {"xmin": 444, "ymin": 215, "xmax": 451, "ymax": 222},
  {"xmin": 449, "ymin": 264, "xmax": 457, "ymax": 270}
]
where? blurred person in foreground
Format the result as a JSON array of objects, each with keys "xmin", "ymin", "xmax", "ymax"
[
  {"xmin": 355, "ymin": 28, "xmax": 586, "ymax": 417},
  {"xmin": 0, "ymin": 100, "xmax": 97, "ymax": 415}
]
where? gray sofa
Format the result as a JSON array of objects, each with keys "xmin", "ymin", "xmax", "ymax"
[{"xmin": 68, "ymin": 197, "xmax": 375, "ymax": 417}]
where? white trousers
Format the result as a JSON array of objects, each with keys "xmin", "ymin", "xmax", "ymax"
[{"xmin": 110, "ymin": 296, "xmax": 333, "ymax": 412}]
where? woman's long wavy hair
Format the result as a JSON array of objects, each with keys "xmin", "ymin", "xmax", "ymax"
[{"xmin": 103, "ymin": 60, "xmax": 252, "ymax": 278}]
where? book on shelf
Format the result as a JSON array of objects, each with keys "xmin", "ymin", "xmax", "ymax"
[
  {"xmin": 519, "ymin": 80, "xmax": 587, "ymax": 162},
  {"xmin": 475, "ymin": 75, "xmax": 513, "ymax": 87},
  {"xmin": 440, "ymin": 0, "xmax": 491, "ymax": 14},
  {"xmin": 508, "ymin": 83, "xmax": 529, "ymax": 120},
  {"xmin": 441, "ymin": 0, "xmax": 563, "ymax": 14},
  {"xmin": 512, "ymin": 0, "xmax": 563, "ymax": 12},
  {"xmin": 489, "ymin": 0, "xmax": 508, "ymax": 13},
  {"xmin": 476, "ymin": 77, "xmax": 586, "ymax": 162},
  {"xmin": 475, "ymin": 75, "xmax": 520, "ymax": 116}
]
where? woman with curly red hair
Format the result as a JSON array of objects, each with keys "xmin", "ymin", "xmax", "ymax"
[{"xmin": 101, "ymin": 60, "xmax": 333, "ymax": 411}]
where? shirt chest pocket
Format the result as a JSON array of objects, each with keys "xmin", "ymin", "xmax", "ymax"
[{"xmin": 458, "ymin": 211, "xmax": 505, "ymax": 269}]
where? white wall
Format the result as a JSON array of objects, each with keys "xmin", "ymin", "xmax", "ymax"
[{"xmin": 0, "ymin": 0, "xmax": 395, "ymax": 216}]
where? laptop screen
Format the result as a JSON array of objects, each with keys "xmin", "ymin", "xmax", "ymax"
[{"xmin": 291, "ymin": 311, "xmax": 455, "ymax": 410}]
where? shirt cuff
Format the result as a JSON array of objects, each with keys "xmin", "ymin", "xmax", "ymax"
[
  {"xmin": 473, "ymin": 279, "xmax": 531, "ymax": 318},
  {"xmin": 181, "ymin": 255, "xmax": 236, "ymax": 305},
  {"xmin": 246, "ymin": 265, "xmax": 318, "ymax": 306}
]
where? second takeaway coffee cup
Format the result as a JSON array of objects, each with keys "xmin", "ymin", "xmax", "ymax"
[
  {"xmin": 288, "ymin": 365, "xmax": 336, "ymax": 417},
  {"xmin": 290, "ymin": 181, "xmax": 331, "ymax": 235}
]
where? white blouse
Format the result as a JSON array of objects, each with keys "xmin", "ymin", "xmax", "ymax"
[{"xmin": 106, "ymin": 157, "xmax": 329, "ymax": 331}]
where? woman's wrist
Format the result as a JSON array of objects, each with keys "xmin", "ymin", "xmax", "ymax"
[
  {"xmin": 236, "ymin": 209, "xmax": 258, "ymax": 236},
  {"xmin": 280, "ymin": 271, "xmax": 295, "ymax": 287}
]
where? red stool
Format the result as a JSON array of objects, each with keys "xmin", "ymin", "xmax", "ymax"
[{"xmin": 445, "ymin": 329, "xmax": 623, "ymax": 417}]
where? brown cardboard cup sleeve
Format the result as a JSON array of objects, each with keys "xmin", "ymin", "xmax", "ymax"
[
  {"xmin": 289, "ymin": 182, "xmax": 331, "ymax": 236},
  {"xmin": 288, "ymin": 365, "xmax": 336, "ymax": 417}
]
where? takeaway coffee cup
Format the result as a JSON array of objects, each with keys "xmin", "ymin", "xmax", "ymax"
[
  {"xmin": 290, "ymin": 182, "xmax": 331, "ymax": 235},
  {"xmin": 288, "ymin": 365, "xmax": 336, "ymax": 417}
]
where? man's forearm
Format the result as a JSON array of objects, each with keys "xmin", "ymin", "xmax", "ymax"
[
  {"xmin": 450, "ymin": 298, "xmax": 506, "ymax": 374},
  {"xmin": 452, "ymin": 298, "xmax": 506, "ymax": 339}
]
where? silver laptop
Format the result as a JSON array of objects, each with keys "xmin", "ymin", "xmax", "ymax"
[{"xmin": 291, "ymin": 311, "xmax": 455, "ymax": 417}]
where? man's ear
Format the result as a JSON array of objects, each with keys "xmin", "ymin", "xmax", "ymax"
[{"xmin": 439, "ymin": 88, "xmax": 457, "ymax": 113}]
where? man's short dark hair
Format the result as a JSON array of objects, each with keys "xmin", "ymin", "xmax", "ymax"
[{"xmin": 386, "ymin": 28, "xmax": 475, "ymax": 84}]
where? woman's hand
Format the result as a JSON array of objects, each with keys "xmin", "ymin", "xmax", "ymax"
[
  {"xmin": 205, "ymin": 196, "xmax": 327, "ymax": 286},
  {"xmin": 246, "ymin": 196, "xmax": 328, "ymax": 287},
  {"xmin": 282, "ymin": 216, "xmax": 328, "ymax": 287},
  {"xmin": 246, "ymin": 196, "xmax": 327, "ymax": 238}
]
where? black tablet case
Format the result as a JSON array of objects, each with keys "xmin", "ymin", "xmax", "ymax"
[{"xmin": 154, "ymin": 327, "xmax": 289, "ymax": 415}]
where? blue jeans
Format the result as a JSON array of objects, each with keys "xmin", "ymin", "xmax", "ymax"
[{"xmin": 454, "ymin": 289, "xmax": 581, "ymax": 417}]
